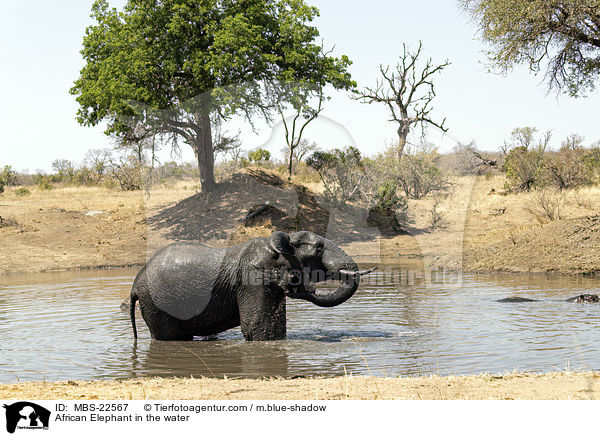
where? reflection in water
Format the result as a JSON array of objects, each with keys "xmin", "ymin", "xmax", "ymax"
[{"xmin": 1, "ymin": 267, "xmax": 600, "ymax": 382}]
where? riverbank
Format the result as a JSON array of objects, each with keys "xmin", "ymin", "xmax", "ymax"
[
  {"xmin": 2, "ymin": 372, "xmax": 600, "ymax": 400},
  {"xmin": 2, "ymin": 170, "xmax": 600, "ymax": 275}
]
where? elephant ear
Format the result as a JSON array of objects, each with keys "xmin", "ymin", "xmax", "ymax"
[
  {"xmin": 269, "ymin": 231, "xmax": 294, "ymax": 256},
  {"xmin": 269, "ymin": 231, "xmax": 303, "ymax": 272}
]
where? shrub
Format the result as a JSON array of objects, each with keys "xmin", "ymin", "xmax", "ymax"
[
  {"xmin": 108, "ymin": 155, "xmax": 143, "ymax": 191},
  {"xmin": 526, "ymin": 188, "xmax": 565, "ymax": 222},
  {"xmin": 306, "ymin": 146, "xmax": 364, "ymax": 206},
  {"xmin": 374, "ymin": 180, "xmax": 402, "ymax": 209},
  {"xmin": 397, "ymin": 148, "xmax": 450, "ymax": 199},
  {"xmin": 0, "ymin": 165, "xmax": 18, "ymax": 186},
  {"xmin": 15, "ymin": 188, "xmax": 30, "ymax": 197},
  {"xmin": 545, "ymin": 143, "xmax": 594, "ymax": 190},
  {"xmin": 502, "ymin": 146, "xmax": 546, "ymax": 191},
  {"xmin": 34, "ymin": 174, "xmax": 53, "ymax": 190},
  {"xmin": 501, "ymin": 127, "xmax": 551, "ymax": 192},
  {"xmin": 429, "ymin": 200, "xmax": 445, "ymax": 228},
  {"xmin": 248, "ymin": 148, "xmax": 271, "ymax": 163}
]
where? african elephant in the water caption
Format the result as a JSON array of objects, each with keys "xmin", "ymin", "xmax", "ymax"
[{"xmin": 129, "ymin": 231, "xmax": 375, "ymax": 341}]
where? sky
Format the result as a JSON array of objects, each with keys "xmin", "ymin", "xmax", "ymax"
[{"xmin": 1, "ymin": 0, "xmax": 600, "ymax": 173}]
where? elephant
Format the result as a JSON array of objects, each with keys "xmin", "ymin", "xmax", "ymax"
[
  {"xmin": 498, "ymin": 293, "xmax": 599, "ymax": 303},
  {"xmin": 129, "ymin": 231, "xmax": 375, "ymax": 341}
]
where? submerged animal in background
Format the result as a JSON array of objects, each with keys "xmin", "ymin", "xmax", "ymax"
[
  {"xmin": 129, "ymin": 231, "xmax": 375, "ymax": 341},
  {"xmin": 498, "ymin": 293, "xmax": 600, "ymax": 303}
]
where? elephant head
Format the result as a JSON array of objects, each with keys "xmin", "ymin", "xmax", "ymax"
[{"xmin": 279, "ymin": 231, "xmax": 375, "ymax": 307}]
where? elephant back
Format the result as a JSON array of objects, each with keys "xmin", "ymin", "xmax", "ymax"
[{"xmin": 145, "ymin": 243, "xmax": 227, "ymax": 320}]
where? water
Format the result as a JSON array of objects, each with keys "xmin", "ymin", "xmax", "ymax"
[{"xmin": 1, "ymin": 266, "xmax": 600, "ymax": 383}]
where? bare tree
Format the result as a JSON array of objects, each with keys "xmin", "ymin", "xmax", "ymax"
[
  {"xmin": 354, "ymin": 41, "xmax": 450, "ymax": 163},
  {"xmin": 267, "ymin": 80, "xmax": 326, "ymax": 180},
  {"xmin": 278, "ymin": 139, "xmax": 319, "ymax": 171}
]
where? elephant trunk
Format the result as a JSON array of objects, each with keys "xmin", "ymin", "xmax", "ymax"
[
  {"xmin": 300, "ymin": 243, "xmax": 374, "ymax": 308},
  {"xmin": 302, "ymin": 274, "xmax": 360, "ymax": 307}
]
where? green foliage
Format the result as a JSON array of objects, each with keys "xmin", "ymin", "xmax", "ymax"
[
  {"xmin": 397, "ymin": 147, "xmax": 450, "ymax": 199},
  {"xmin": 501, "ymin": 128, "xmax": 600, "ymax": 191},
  {"xmin": 502, "ymin": 146, "xmax": 546, "ymax": 191},
  {"xmin": 15, "ymin": 188, "xmax": 31, "ymax": 197},
  {"xmin": 306, "ymin": 146, "xmax": 364, "ymax": 206},
  {"xmin": 429, "ymin": 200, "xmax": 445, "ymax": 229},
  {"xmin": 461, "ymin": 0, "xmax": 600, "ymax": 95},
  {"xmin": 545, "ymin": 136, "xmax": 595, "ymax": 190},
  {"xmin": 374, "ymin": 180, "xmax": 404, "ymax": 210},
  {"xmin": 583, "ymin": 145, "xmax": 600, "ymax": 175},
  {"xmin": 34, "ymin": 174, "xmax": 53, "ymax": 190},
  {"xmin": 248, "ymin": 148, "xmax": 271, "ymax": 163},
  {"xmin": 51, "ymin": 159, "xmax": 76, "ymax": 183},
  {"xmin": 71, "ymin": 0, "xmax": 354, "ymax": 191},
  {"xmin": 0, "ymin": 165, "xmax": 17, "ymax": 188},
  {"xmin": 501, "ymin": 127, "xmax": 551, "ymax": 191}
]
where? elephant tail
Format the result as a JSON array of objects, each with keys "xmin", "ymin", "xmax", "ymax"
[{"xmin": 130, "ymin": 289, "xmax": 139, "ymax": 339}]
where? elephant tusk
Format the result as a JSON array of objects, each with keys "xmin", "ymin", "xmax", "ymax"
[{"xmin": 338, "ymin": 267, "xmax": 377, "ymax": 278}]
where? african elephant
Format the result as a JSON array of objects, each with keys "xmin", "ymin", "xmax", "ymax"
[{"xmin": 129, "ymin": 231, "xmax": 374, "ymax": 341}]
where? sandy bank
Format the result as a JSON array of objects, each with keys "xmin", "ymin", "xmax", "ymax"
[{"xmin": 2, "ymin": 373, "xmax": 600, "ymax": 400}]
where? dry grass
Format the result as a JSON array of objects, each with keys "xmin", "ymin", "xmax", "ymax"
[
  {"xmin": 2, "ymin": 173, "xmax": 600, "ymax": 275},
  {"xmin": 2, "ymin": 372, "xmax": 600, "ymax": 400},
  {"xmin": 0, "ymin": 183, "xmax": 194, "ymax": 274}
]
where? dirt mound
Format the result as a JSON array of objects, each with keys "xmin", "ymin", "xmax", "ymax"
[
  {"xmin": 148, "ymin": 167, "xmax": 329, "ymax": 245},
  {"xmin": 464, "ymin": 215, "xmax": 600, "ymax": 274},
  {"xmin": 366, "ymin": 207, "xmax": 409, "ymax": 237}
]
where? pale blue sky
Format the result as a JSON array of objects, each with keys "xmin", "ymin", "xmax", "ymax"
[{"xmin": 1, "ymin": 0, "xmax": 600, "ymax": 172}]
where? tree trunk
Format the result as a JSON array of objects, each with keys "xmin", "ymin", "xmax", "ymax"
[
  {"xmin": 287, "ymin": 144, "xmax": 294, "ymax": 181},
  {"xmin": 194, "ymin": 108, "xmax": 216, "ymax": 193},
  {"xmin": 397, "ymin": 125, "xmax": 408, "ymax": 164}
]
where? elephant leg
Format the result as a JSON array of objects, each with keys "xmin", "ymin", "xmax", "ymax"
[
  {"xmin": 138, "ymin": 294, "xmax": 194, "ymax": 341},
  {"xmin": 238, "ymin": 287, "xmax": 286, "ymax": 341}
]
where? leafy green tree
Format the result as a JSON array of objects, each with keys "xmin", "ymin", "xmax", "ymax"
[
  {"xmin": 71, "ymin": 0, "xmax": 353, "ymax": 193},
  {"xmin": 248, "ymin": 148, "xmax": 271, "ymax": 163},
  {"xmin": 461, "ymin": 0, "xmax": 600, "ymax": 96},
  {"xmin": 0, "ymin": 165, "xmax": 18, "ymax": 190},
  {"xmin": 501, "ymin": 127, "xmax": 551, "ymax": 191},
  {"xmin": 306, "ymin": 146, "xmax": 364, "ymax": 205}
]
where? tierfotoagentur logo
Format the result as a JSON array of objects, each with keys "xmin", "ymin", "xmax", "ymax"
[{"xmin": 2, "ymin": 402, "xmax": 50, "ymax": 434}]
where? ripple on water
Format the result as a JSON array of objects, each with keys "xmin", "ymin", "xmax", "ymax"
[{"xmin": 2, "ymin": 267, "xmax": 600, "ymax": 381}]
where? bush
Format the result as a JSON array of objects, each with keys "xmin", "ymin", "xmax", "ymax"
[
  {"xmin": 526, "ymin": 188, "xmax": 565, "ymax": 222},
  {"xmin": 397, "ymin": 148, "xmax": 450, "ymax": 199},
  {"xmin": 545, "ymin": 143, "xmax": 594, "ymax": 190},
  {"xmin": 15, "ymin": 188, "xmax": 30, "ymax": 197},
  {"xmin": 248, "ymin": 148, "xmax": 271, "ymax": 163},
  {"xmin": 373, "ymin": 180, "xmax": 403, "ymax": 209},
  {"xmin": 1, "ymin": 165, "xmax": 18, "ymax": 186},
  {"xmin": 306, "ymin": 146, "xmax": 364, "ymax": 206},
  {"xmin": 502, "ymin": 146, "xmax": 546, "ymax": 191},
  {"xmin": 34, "ymin": 174, "xmax": 53, "ymax": 190},
  {"xmin": 501, "ymin": 127, "xmax": 551, "ymax": 192},
  {"xmin": 429, "ymin": 200, "xmax": 445, "ymax": 228},
  {"xmin": 108, "ymin": 155, "xmax": 143, "ymax": 191}
]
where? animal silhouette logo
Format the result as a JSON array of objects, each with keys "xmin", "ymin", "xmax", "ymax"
[{"xmin": 3, "ymin": 402, "xmax": 50, "ymax": 434}]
